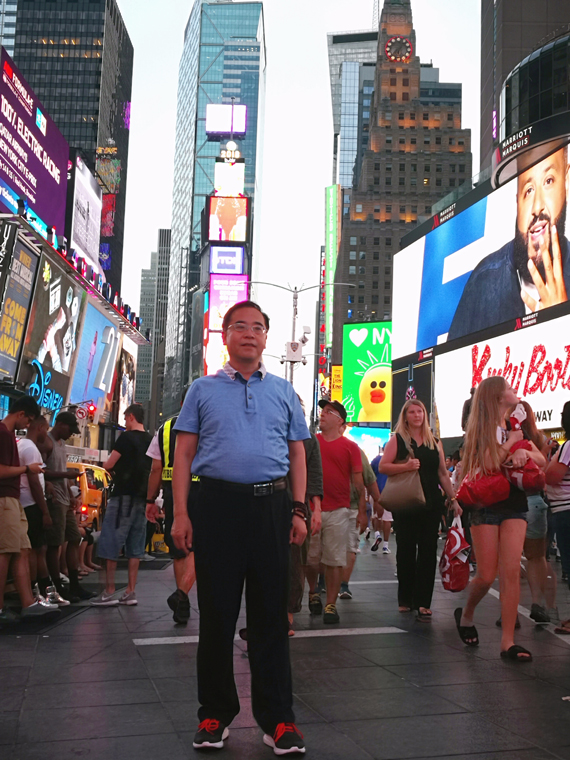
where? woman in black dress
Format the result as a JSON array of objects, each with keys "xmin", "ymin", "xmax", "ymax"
[{"xmin": 379, "ymin": 399, "xmax": 460, "ymax": 620}]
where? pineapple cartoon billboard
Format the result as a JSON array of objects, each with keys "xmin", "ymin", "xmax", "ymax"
[{"xmin": 342, "ymin": 322, "xmax": 392, "ymax": 424}]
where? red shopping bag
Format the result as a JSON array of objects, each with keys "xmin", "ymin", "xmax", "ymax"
[
  {"xmin": 456, "ymin": 470, "xmax": 511, "ymax": 508},
  {"xmin": 502, "ymin": 440, "xmax": 546, "ymax": 495},
  {"xmin": 439, "ymin": 517, "xmax": 471, "ymax": 592}
]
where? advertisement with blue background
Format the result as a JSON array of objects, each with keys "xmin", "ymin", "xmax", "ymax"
[{"xmin": 69, "ymin": 303, "xmax": 121, "ymax": 406}]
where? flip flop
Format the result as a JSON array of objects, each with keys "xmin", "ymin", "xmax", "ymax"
[
  {"xmin": 417, "ymin": 609, "xmax": 432, "ymax": 622},
  {"xmin": 554, "ymin": 622, "xmax": 570, "ymax": 635},
  {"xmin": 398, "ymin": 606, "xmax": 412, "ymax": 613},
  {"xmin": 500, "ymin": 644, "xmax": 533, "ymax": 662},
  {"xmin": 454, "ymin": 607, "xmax": 479, "ymax": 647}
]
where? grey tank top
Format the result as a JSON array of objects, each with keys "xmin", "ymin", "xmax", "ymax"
[{"xmin": 45, "ymin": 432, "xmax": 70, "ymax": 506}]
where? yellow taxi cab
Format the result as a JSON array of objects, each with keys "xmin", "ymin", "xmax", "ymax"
[{"xmin": 67, "ymin": 462, "xmax": 111, "ymax": 530}]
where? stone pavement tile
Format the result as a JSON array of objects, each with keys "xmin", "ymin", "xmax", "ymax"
[
  {"xmin": 530, "ymin": 656, "xmax": 570, "ymax": 689},
  {"xmin": 22, "ymin": 678, "xmax": 159, "ymax": 710},
  {"xmin": 334, "ymin": 713, "xmax": 536, "ymax": 759},
  {"xmin": 152, "ymin": 675, "xmax": 198, "ymax": 702},
  {"xmin": 477, "ymin": 703, "xmax": 570, "ymax": 749},
  {"xmin": 0, "ymin": 687, "xmax": 25, "ymax": 713},
  {"xmin": 0, "ymin": 636, "xmax": 37, "ymax": 651},
  {"xmin": 323, "ymin": 632, "xmax": 411, "ymax": 650},
  {"xmin": 424, "ymin": 678, "xmax": 570, "ymax": 713},
  {"xmin": 178, "ymin": 724, "xmax": 373, "ymax": 759},
  {"xmin": 298, "ymin": 685, "xmax": 466, "ymax": 722},
  {"xmin": 0, "ymin": 651, "xmax": 36, "ymax": 667},
  {"xmin": 136, "ymin": 641, "xmax": 199, "ymax": 660},
  {"xmin": 143, "ymin": 653, "xmax": 251, "ymax": 679},
  {"xmin": 27, "ymin": 658, "xmax": 148, "ymax": 685},
  {"xmin": 383, "ymin": 658, "xmax": 534, "ymax": 687},
  {"xmin": 11, "ymin": 732, "xmax": 189, "ymax": 760},
  {"xmin": 0, "ymin": 667, "xmax": 30, "ymax": 688},
  {"xmin": 0, "ymin": 712, "xmax": 18, "ymax": 746},
  {"xmin": 287, "ymin": 637, "xmax": 345, "ymax": 653},
  {"xmin": 554, "ymin": 747, "xmax": 570, "ymax": 760},
  {"xmin": 16, "ymin": 702, "xmax": 175, "ymax": 743},
  {"xmin": 406, "ymin": 750, "xmax": 561, "ymax": 759},
  {"xmin": 290, "ymin": 649, "xmax": 378, "ymax": 671},
  {"xmin": 356, "ymin": 643, "xmax": 470, "ymax": 666},
  {"xmin": 293, "ymin": 665, "xmax": 407, "ymax": 694}
]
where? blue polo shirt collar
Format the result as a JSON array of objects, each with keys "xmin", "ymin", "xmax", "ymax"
[{"xmin": 223, "ymin": 361, "xmax": 267, "ymax": 381}]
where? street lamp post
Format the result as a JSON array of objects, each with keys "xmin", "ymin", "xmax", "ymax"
[{"xmin": 249, "ymin": 281, "xmax": 355, "ymax": 386}]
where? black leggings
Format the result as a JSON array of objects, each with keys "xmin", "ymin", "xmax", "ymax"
[{"xmin": 393, "ymin": 508, "xmax": 441, "ymax": 610}]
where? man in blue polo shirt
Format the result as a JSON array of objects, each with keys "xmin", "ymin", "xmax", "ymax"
[{"xmin": 171, "ymin": 300, "xmax": 309, "ymax": 756}]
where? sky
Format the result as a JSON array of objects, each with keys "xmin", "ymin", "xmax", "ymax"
[{"xmin": 117, "ymin": 0, "xmax": 481, "ymax": 408}]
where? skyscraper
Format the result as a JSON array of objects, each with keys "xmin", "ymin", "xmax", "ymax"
[
  {"xmin": 135, "ymin": 252, "xmax": 157, "ymax": 414},
  {"xmin": 12, "ymin": 0, "xmax": 133, "ymax": 290},
  {"xmin": 480, "ymin": 0, "xmax": 570, "ymax": 172},
  {"xmin": 164, "ymin": 0, "xmax": 265, "ymax": 417},
  {"xmin": 0, "ymin": 0, "xmax": 17, "ymax": 55},
  {"xmin": 331, "ymin": 0, "xmax": 472, "ymax": 362}
]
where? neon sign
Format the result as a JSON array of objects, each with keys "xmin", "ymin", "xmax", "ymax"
[{"xmin": 27, "ymin": 358, "xmax": 64, "ymax": 415}]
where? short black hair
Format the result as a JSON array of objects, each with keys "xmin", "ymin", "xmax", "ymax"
[
  {"xmin": 9, "ymin": 396, "xmax": 40, "ymax": 420},
  {"xmin": 562, "ymin": 401, "xmax": 570, "ymax": 438},
  {"xmin": 222, "ymin": 300, "xmax": 270, "ymax": 333},
  {"xmin": 124, "ymin": 403, "xmax": 144, "ymax": 424}
]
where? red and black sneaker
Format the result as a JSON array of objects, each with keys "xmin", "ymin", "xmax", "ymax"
[
  {"xmin": 193, "ymin": 719, "xmax": 229, "ymax": 749},
  {"xmin": 263, "ymin": 723, "xmax": 305, "ymax": 755}
]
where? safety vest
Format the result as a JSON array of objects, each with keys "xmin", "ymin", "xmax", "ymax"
[{"xmin": 158, "ymin": 415, "xmax": 178, "ymax": 482}]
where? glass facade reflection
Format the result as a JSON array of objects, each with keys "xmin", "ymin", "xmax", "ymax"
[
  {"xmin": 164, "ymin": 0, "xmax": 265, "ymax": 417},
  {"xmin": 0, "ymin": 0, "xmax": 18, "ymax": 55}
]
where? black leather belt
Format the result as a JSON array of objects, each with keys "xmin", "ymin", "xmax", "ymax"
[{"xmin": 198, "ymin": 476, "xmax": 287, "ymax": 497}]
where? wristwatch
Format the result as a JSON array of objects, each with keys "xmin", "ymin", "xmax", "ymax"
[{"xmin": 146, "ymin": 499, "xmax": 155, "ymax": 504}]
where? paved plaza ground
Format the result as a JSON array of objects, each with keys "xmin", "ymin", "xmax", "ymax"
[{"xmin": 2, "ymin": 537, "xmax": 570, "ymax": 760}]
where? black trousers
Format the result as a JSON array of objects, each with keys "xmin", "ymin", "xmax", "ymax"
[
  {"xmin": 393, "ymin": 508, "xmax": 441, "ymax": 610},
  {"xmin": 188, "ymin": 479, "xmax": 294, "ymax": 734}
]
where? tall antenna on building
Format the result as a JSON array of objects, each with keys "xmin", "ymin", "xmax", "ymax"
[{"xmin": 372, "ymin": 0, "xmax": 380, "ymax": 29}]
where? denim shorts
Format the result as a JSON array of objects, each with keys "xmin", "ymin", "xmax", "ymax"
[
  {"xmin": 97, "ymin": 495, "xmax": 147, "ymax": 561},
  {"xmin": 470, "ymin": 508, "xmax": 527, "ymax": 527}
]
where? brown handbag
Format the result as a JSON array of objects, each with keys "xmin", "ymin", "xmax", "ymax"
[{"xmin": 380, "ymin": 435, "xmax": 426, "ymax": 512}]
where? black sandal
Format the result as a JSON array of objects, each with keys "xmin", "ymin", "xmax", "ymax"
[
  {"xmin": 417, "ymin": 609, "xmax": 432, "ymax": 621},
  {"xmin": 454, "ymin": 607, "xmax": 479, "ymax": 647},
  {"xmin": 500, "ymin": 645, "xmax": 532, "ymax": 662}
]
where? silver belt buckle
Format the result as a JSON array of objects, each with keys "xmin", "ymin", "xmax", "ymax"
[{"xmin": 254, "ymin": 482, "xmax": 273, "ymax": 497}]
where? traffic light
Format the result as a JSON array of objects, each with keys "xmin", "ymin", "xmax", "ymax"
[{"xmin": 87, "ymin": 403, "xmax": 96, "ymax": 422}]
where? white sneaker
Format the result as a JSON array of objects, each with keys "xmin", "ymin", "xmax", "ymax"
[
  {"xmin": 382, "ymin": 545, "xmax": 391, "ymax": 555},
  {"xmin": 119, "ymin": 591, "xmax": 137, "ymax": 606},
  {"xmin": 21, "ymin": 600, "xmax": 60, "ymax": 618},
  {"xmin": 142, "ymin": 553, "xmax": 155, "ymax": 562},
  {"xmin": 90, "ymin": 591, "xmax": 119, "ymax": 607},
  {"xmin": 46, "ymin": 586, "xmax": 71, "ymax": 606}
]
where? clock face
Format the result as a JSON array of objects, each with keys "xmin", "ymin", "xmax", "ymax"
[{"xmin": 385, "ymin": 36, "xmax": 413, "ymax": 62}]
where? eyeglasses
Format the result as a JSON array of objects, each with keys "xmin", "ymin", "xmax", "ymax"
[
  {"xmin": 227, "ymin": 323, "xmax": 267, "ymax": 335},
  {"xmin": 320, "ymin": 408, "xmax": 342, "ymax": 419}
]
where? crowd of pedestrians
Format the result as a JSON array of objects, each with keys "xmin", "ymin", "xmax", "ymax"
[{"xmin": 2, "ymin": 299, "xmax": 570, "ymax": 757}]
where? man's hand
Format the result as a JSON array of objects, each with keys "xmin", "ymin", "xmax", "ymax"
[
  {"xmin": 357, "ymin": 510, "xmax": 368, "ymax": 533},
  {"xmin": 310, "ymin": 508, "xmax": 322, "ymax": 536},
  {"xmin": 27, "ymin": 462, "xmax": 44, "ymax": 475},
  {"xmin": 65, "ymin": 469, "xmax": 80, "ymax": 480},
  {"xmin": 146, "ymin": 502, "xmax": 159, "ymax": 523},
  {"xmin": 290, "ymin": 514, "xmax": 307, "ymax": 546},
  {"xmin": 42, "ymin": 511, "xmax": 53, "ymax": 528},
  {"xmin": 373, "ymin": 500, "xmax": 384, "ymax": 520},
  {"xmin": 171, "ymin": 514, "xmax": 193, "ymax": 554},
  {"xmin": 522, "ymin": 223, "xmax": 568, "ymax": 311}
]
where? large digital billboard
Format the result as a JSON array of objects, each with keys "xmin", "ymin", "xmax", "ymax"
[
  {"xmin": 205, "ymin": 104, "xmax": 247, "ymax": 137},
  {"xmin": 69, "ymin": 303, "xmax": 121, "ymax": 405},
  {"xmin": 208, "ymin": 196, "xmax": 248, "ymax": 242},
  {"xmin": 209, "ymin": 274, "xmax": 249, "ymax": 332},
  {"xmin": 209, "ymin": 245, "xmax": 245, "ymax": 275},
  {"xmin": 393, "ymin": 137, "xmax": 570, "ymax": 360},
  {"xmin": 0, "ymin": 49, "xmax": 68, "ymax": 237},
  {"xmin": 434, "ymin": 314, "xmax": 570, "ymax": 439},
  {"xmin": 341, "ymin": 321, "xmax": 392, "ymax": 424},
  {"xmin": 0, "ymin": 238, "xmax": 39, "ymax": 380},
  {"xmin": 214, "ymin": 160, "xmax": 245, "ymax": 197},
  {"xmin": 19, "ymin": 253, "xmax": 87, "ymax": 399},
  {"xmin": 68, "ymin": 154, "xmax": 102, "ymax": 274}
]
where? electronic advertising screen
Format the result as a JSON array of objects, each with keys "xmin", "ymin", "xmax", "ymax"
[
  {"xmin": 0, "ymin": 49, "xmax": 69, "ymax": 238},
  {"xmin": 69, "ymin": 154, "xmax": 103, "ymax": 274},
  {"xmin": 392, "ymin": 136, "xmax": 570, "ymax": 361},
  {"xmin": 391, "ymin": 359, "xmax": 433, "ymax": 426},
  {"xmin": 341, "ymin": 321, "xmax": 392, "ymax": 425},
  {"xmin": 18, "ymin": 253, "xmax": 87, "ymax": 403},
  {"xmin": 69, "ymin": 303, "xmax": 121, "ymax": 406},
  {"xmin": 434, "ymin": 313, "xmax": 570, "ymax": 438},
  {"xmin": 344, "ymin": 427, "xmax": 391, "ymax": 462},
  {"xmin": 209, "ymin": 245, "xmax": 245, "ymax": 275},
  {"xmin": 0, "ymin": 238, "xmax": 39, "ymax": 380},
  {"xmin": 117, "ymin": 339, "xmax": 137, "ymax": 424},
  {"xmin": 190, "ymin": 289, "xmax": 205, "ymax": 382},
  {"xmin": 204, "ymin": 330, "xmax": 229, "ymax": 376},
  {"xmin": 208, "ymin": 196, "xmax": 248, "ymax": 243},
  {"xmin": 214, "ymin": 160, "xmax": 245, "ymax": 197},
  {"xmin": 205, "ymin": 104, "xmax": 247, "ymax": 137},
  {"xmin": 209, "ymin": 274, "xmax": 249, "ymax": 332}
]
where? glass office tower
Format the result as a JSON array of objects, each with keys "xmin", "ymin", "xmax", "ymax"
[
  {"xmin": 164, "ymin": 0, "xmax": 265, "ymax": 417},
  {"xmin": 0, "ymin": 0, "xmax": 17, "ymax": 55},
  {"xmin": 13, "ymin": 0, "xmax": 133, "ymax": 291}
]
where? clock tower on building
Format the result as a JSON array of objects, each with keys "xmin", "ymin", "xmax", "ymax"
[{"xmin": 331, "ymin": 0, "xmax": 472, "ymax": 363}]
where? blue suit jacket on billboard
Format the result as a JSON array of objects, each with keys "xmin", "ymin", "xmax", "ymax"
[{"xmin": 447, "ymin": 236, "xmax": 570, "ymax": 341}]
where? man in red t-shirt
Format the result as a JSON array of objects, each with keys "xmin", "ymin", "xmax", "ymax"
[{"xmin": 307, "ymin": 400, "xmax": 366, "ymax": 624}]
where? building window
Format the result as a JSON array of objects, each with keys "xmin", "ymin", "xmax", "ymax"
[
  {"xmin": 348, "ymin": 295, "xmax": 354, "ymax": 304},
  {"xmin": 425, "ymin": 165, "xmax": 431, "ymax": 173},
  {"xmin": 436, "ymin": 164, "xmax": 442, "ymax": 173},
  {"xmin": 424, "ymin": 137, "xmax": 430, "ymax": 145},
  {"xmin": 349, "ymin": 251, "xmax": 356, "ymax": 260},
  {"xmin": 435, "ymin": 136, "xmax": 442, "ymax": 145},
  {"xmin": 373, "ymin": 266, "xmax": 379, "ymax": 274},
  {"xmin": 423, "ymin": 112, "xmax": 429, "ymax": 120},
  {"xmin": 348, "ymin": 309, "xmax": 353, "ymax": 318},
  {"xmin": 385, "ymin": 177, "xmax": 392, "ymax": 185},
  {"xmin": 374, "ymin": 176, "xmax": 380, "ymax": 185},
  {"xmin": 410, "ymin": 112, "xmax": 416, "ymax": 120},
  {"xmin": 411, "ymin": 137, "xmax": 417, "ymax": 145},
  {"xmin": 451, "ymin": 164, "xmax": 456, "ymax": 173},
  {"xmin": 350, "ymin": 236, "xmax": 357, "ymax": 245},
  {"xmin": 349, "ymin": 266, "xmax": 356, "ymax": 275},
  {"xmin": 436, "ymin": 178, "xmax": 442, "ymax": 186},
  {"xmin": 400, "ymin": 205, "xmax": 406, "ymax": 213},
  {"xmin": 411, "ymin": 177, "xmax": 417, "ymax": 185},
  {"xmin": 356, "ymin": 204, "xmax": 363, "ymax": 212},
  {"xmin": 374, "ymin": 163, "xmax": 380, "ymax": 170},
  {"xmin": 372, "ymin": 281, "xmax": 378, "ymax": 289},
  {"xmin": 360, "ymin": 236, "xmax": 366, "ymax": 245},
  {"xmin": 359, "ymin": 252, "xmax": 366, "ymax": 260},
  {"xmin": 399, "ymin": 177, "xmax": 405, "ymax": 185},
  {"xmin": 384, "ymin": 297, "xmax": 391, "ymax": 305},
  {"xmin": 390, "ymin": 77, "xmax": 396, "ymax": 86},
  {"xmin": 424, "ymin": 178, "xmax": 430, "ymax": 185},
  {"xmin": 374, "ymin": 207, "xmax": 380, "ymax": 213},
  {"xmin": 386, "ymin": 136, "xmax": 392, "ymax": 144},
  {"xmin": 374, "ymin": 237, "xmax": 380, "ymax": 245},
  {"xmin": 359, "ymin": 266, "xmax": 365, "ymax": 274},
  {"xmin": 386, "ymin": 164, "xmax": 392, "ymax": 171},
  {"xmin": 399, "ymin": 163, "xmax": 405, "ymax": 172},
  {"xmin": 373, "ymin": 252, "xmax": 380, "ymax": 260},
  {"xmin": 412, "ymin": 205, "xmax": 417, "ymax": 213},
  {"xmin": 386, "ymin": 237, "xmax": 392, "ymax": 246},
  {"xmin": 398, "ymin": 112, "xmax": 404, "ymax": 120},
  {"xmin": 459, "ymin": 164, "xmax": 465, "ymax": 173},
  {"xmin": 449, "ymin": 138, "xmax": 455, "ymax": 145},
  {"xmin": 358, "ymin": 296, "xmax": 364, "ymax": 304},
  {"xmin": 385, "ymin": 267, "xmax": 392, "ymax": 276},
  {"xmin": 385, "ymin": 281, "xmax": 391, "ymax": 290},
  {"xmin": 386, "ymin": 205, "xmax": 392, "ymax": 212},
  {"xmin": 458, "ymin": 139, "xmax": 465, "ymax": 146},
  {"xmin": 403, "ymin": 93, "xmax": 409, "ymax": 101},
  {"xmin": 390, "ymin": 92, "xmax": 396, "ymax": 101},
  {"xmin": 450, "ymin": 178, "xmax": 456, "ymax": 187},
  {"xmin": 403, "ymin": 78, "xmax": 409, "ymax": 87},
  {"xmin": 447, "ymin": 113, "xmax": 453, "ymax": 121},
  {"xmin": 399, "ymin": 138, "xmax": 405, "ymax": 145},
  {"xmin": 359, "ymin": 281, "xmax": 365, "ymax": 289},
  {"xmin": 372, "ymin": 295, "xmax": 379, "ymax": 304},
  {"xmin": 424, "ymin": 205, "xmax": 431, "ymax": 213}
]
